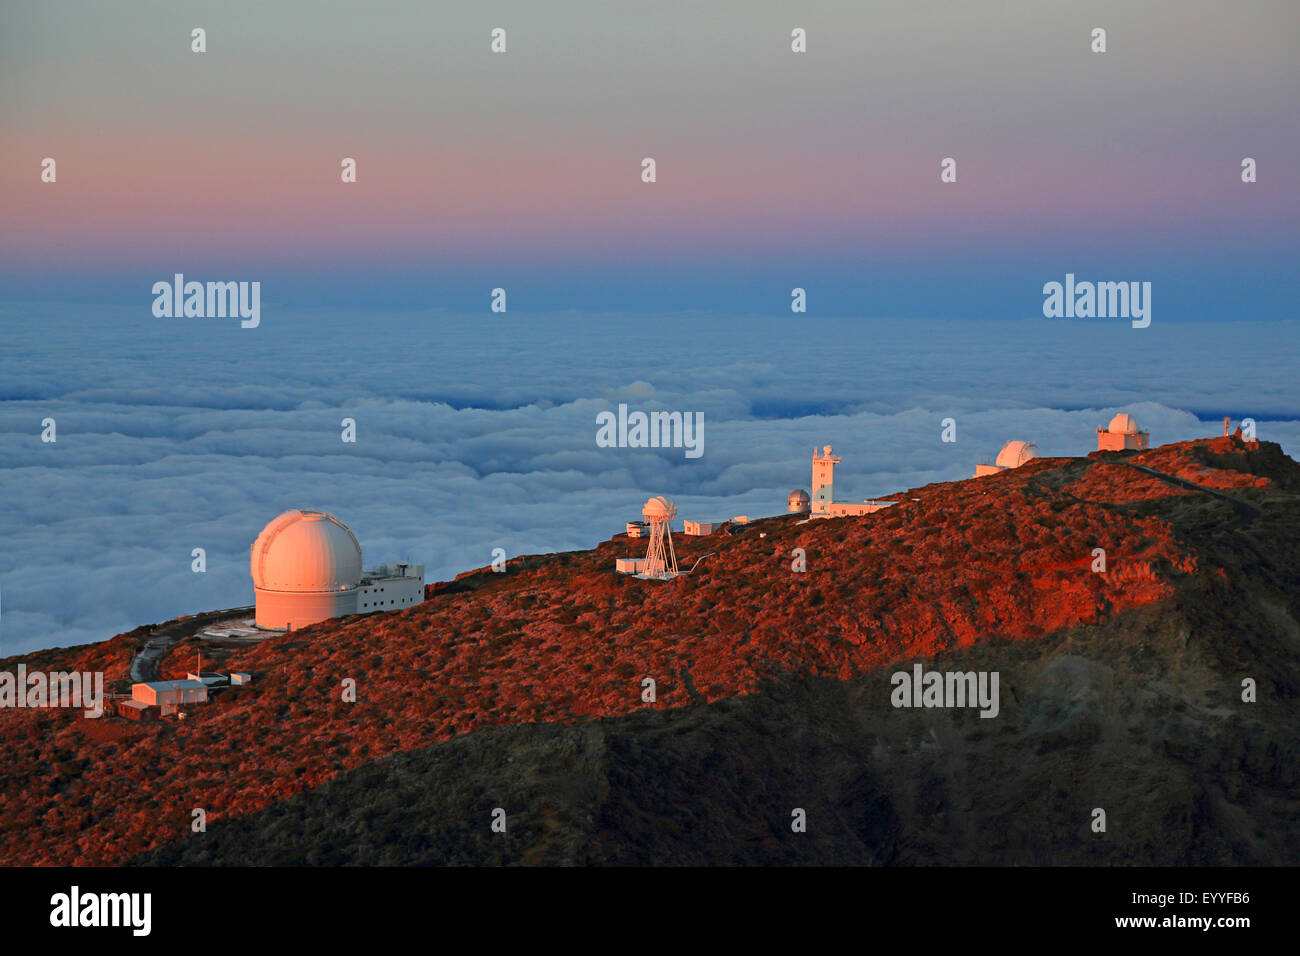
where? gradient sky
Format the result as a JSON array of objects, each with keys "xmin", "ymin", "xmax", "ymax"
[
  {"xmin": 2, "ymin": 0, "xmax": 1297, "ymax": 316},
  {"xmin": 3, "ymin": 2, "xmax": 1299, "ymax": 651}
]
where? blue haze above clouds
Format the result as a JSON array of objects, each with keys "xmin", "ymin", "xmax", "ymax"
[{"xmin": 1, "ymin": 304, "xmax": 1297, "ymax": 654}]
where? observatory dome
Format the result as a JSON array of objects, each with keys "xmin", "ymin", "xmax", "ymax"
[
  {"xmin": 994, "ymin": 441, "xmax": 1037, "ymax": 470},
  {"xmin": 788, "ymin": 489, "xmax": 811, "ymax": 512},
  {"xmin": 1108, "ymin": 412, "xmax": 1139, "ymax": 435},
  {"xmin": 642, "ymin": 495, "xmax": 677, "ymax": 521},
  {"xmin": 250, "ymin": 510, "xmax": 362, "ymax": 593}
]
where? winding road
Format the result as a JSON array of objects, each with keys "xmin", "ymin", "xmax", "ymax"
[{"xmin": 128, "ymin": 606, "xmax": 253, "ymax": 683}]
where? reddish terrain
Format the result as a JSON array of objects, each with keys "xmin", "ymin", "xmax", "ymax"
[{"xmin": 1, "ymin": 435, "xmax": 1294, "ymax": 865}]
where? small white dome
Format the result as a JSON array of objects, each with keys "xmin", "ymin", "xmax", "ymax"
[
  {"xmin": 1108, "ymin": 412, "xmax": 1139, "ymax": 435},
  {"xmin": 642, "ymin": 496, "xmax": 677, "ymax": 521},
  {"xmin": 995, "ymin": 440, "xmax": 1037, "ymax": 470},
  {"xmin": 250, "ymin": 510, "xmax": 362, "ymax": 592},
  {"xmin": 787, "ymin": 489, "xmax": 811, "ymax": 512}
]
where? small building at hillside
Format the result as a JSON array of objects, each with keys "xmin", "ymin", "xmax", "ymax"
[
  {"xmin": 186, "ymin": 671, "xmax": 229, "ymax": 689},
  {"xmin": 132, "ymin": 679, "xmax": 208, "ymax": 717},
  {"xmin": 116, "ymin": 699, "xmax": 156, "ymax": 721},
  {"xmin": 626, "ymin": 521, "xmax": 649, "ymax": 538},
  {"xmin": 615, "ymin": 557, "xmax": 648, "ymax": 575},
  {"xmin": 1097, "ymin": 412, "xmax": 1149, "ymax": 451},
  {"xmin": 683, "ymin": 520, "xmax": 716, "ymax": 536}
]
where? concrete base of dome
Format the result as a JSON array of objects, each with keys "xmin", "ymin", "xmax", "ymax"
[
  {"xmin": 1097, "ymin": 431, "xmax": 1149, "ymax": 451},
  {"xmin": 254, "ymin": 588, "xmax": 355, "ymax": 630}
]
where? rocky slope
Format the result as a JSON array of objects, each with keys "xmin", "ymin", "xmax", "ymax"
[{"xmin": 3, "ymin": 435, "xmax": 1297, "ymax": 865}]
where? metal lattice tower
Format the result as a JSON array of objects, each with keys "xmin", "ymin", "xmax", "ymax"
[{"xmin": 638, "ymin": 495, "xmax": 679, "ymax": 579}]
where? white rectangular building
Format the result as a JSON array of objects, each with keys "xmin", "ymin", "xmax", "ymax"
[
  {"xmin": 357, "ymin": 562, "xmax": 424, "ymax": 614},
  {"xmin": 132, "ymin": 679, "xmax": 208, "ymax": 716}
]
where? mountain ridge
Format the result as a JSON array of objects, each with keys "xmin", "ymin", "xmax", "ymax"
[{"xmin": 3, "ymin": 434, "xmax": 1297, "ymax": 865}]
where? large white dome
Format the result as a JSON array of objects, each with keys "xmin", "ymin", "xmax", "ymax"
[
  {"xmin": 250, "ymin": 510, "xmax": 362, "ymax": 593},
  {"xmin": 995, "ymin": 440, "xmax": 1037, "ymax": 470},
  {"xmin": 1108, "ymin": 412, "xmax": 1139, "ymax": 435}
]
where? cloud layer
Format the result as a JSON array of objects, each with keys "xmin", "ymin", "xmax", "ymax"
[{"xmin": 1, "ymin": 304, "xmax": 1297, "ymax": 653}]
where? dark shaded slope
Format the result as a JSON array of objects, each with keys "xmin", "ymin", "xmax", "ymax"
[{"xmin": 137, "ymin": 588, "xmax": 1300, "ymax": 866}]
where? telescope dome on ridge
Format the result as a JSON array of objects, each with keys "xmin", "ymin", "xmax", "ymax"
[
  {"xmin": 1097, "ymin": 410, "xmax": 1150, "ymax": 451},
  {"xmin": 995, "ymin": 440, "xmax": 1037, "ymax": 470},
  {"xmin": 250, "ymin": 510, "xmax": 362, "ymax": 593},
  {"xmin": 1108, "ymin": 412, "xmax": 1139, "ymax": 435},
  {"xmin": 248, "ymin": 509, "xmax": 424, "ymax": 631},
  {"xmin": 642, "ymin": 496, "xmax": 677, "ymax": 521}
]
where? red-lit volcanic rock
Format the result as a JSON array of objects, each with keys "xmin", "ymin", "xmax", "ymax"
[{"xmin": 1, "ymin": 436, "xmax": 1297, "ymax": 865}]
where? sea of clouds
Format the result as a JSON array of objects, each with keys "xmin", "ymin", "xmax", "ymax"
[{"xmin": 1, "ymin": 304, "xmax": 1297, "ymax": 654}]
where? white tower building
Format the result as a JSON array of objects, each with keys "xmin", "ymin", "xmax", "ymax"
[{"xmin": 811, "ymin": 446, "xmax": 841, "ymax": 514}]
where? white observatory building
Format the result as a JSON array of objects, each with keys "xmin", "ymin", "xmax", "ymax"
[
  {"xmin": 638, "ymin": 495, "xmax": 680, "ymax": 579},
  {"xmin": 974, "ymin": 440, "xmax": 1037, "ymax": 478},
  {"xmin": 1097, "ymin": 412, "xmax": 1149, "ymax": 451},
  {"xmin": 250, "ymin": 509, "xmax": 424, "ymax": 630}
]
